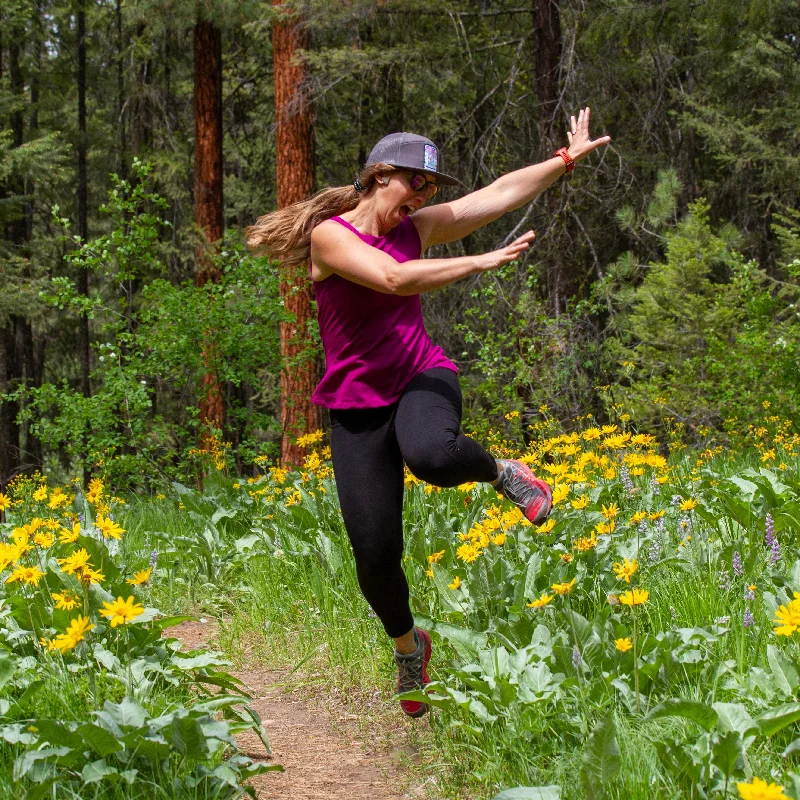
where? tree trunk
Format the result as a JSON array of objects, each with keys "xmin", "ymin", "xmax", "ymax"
[
  {"xmin": 531, "ymin": 0, "xmax": 568, "ymax": 314},
  {"xmin": 0, "ymin": 323, "xmax": 21, "ymax": 487},
  {"xmin": 272, "ymin": 0, "xmax": 322, "ymax": 467},
  {"xmin": 193, "ymin": 15, "xmax": 225, "ymax": 438},
  {"xmin": 77, "ymin": 2, "xmax": 90, "ymax": 400}
]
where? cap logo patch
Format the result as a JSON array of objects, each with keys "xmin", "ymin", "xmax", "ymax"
[{"xmin": 423, "ymin": 144, "xmax": 438, "ymax": 172}]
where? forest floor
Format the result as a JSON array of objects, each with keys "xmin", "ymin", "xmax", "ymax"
[{"xmin": 172, "ymin": 621, "xmax": 430, "ymax": 800}]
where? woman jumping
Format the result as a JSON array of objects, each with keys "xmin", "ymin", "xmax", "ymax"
[{"xmin": 248, "ymin": 107, "xmax": 610, "ymax": 718}]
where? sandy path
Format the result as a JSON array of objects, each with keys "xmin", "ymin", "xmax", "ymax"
[{"xmin": 172, "ymin": 620, "xmax": 412, "ymax": 800}]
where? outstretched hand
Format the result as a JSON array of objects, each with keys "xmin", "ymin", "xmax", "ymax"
[
  {"xmin": 566, "ymin": 107, "xmax": 611, "ymax": 162},
  {"xmin": 480, "ymin": 230, "xmax": 536, "ymax": 271}
]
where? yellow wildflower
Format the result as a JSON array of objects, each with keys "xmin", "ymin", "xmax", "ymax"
[
  {"xmin": 33, "ymin": 531, "xmax": 55, "ymax": 549},
  {"xmin": 126, "ymin": 567, "xmax": 153, "ymax": 586},
  {"xmin": 536, "ymin": 518, "xmax": 556, "ymax": 535},
  {"xmin": 570, "ymin": 495, "xmax": 590, "ymax": 510},
  {"xmin": 52, "ymin": 615, "xmax": 94, "ymax": 653},
  {"xmin": 574, "ymin": 532, "xmax": 598, "ymax": 552},
  {"xmin": 0, "ymin": 493, "xmax": 13, "ymax": 511},
  {"xmin": 619, "ymin": 588, "xmax": 649, "ymax": 606},
  {"xmin": 32, "ymin": 486, "xmax": 48, "ymax": 502},
  {"xmin": 551, "ymin": 578, "xmax": 576, "ymax": 595},
  {"xmin": 6, "ymin": 565, "xmax": 45, "ymax": 586},
  {"xmin": 629, "ymin": 511, "xmax": 647, "ymax": 525},
  {"xmin": 51, "ymin": 591, "xmax": 81, "ymax": 611},
  {"xmin": 78, "ymin": 566, "xmax": 105, "ymax": 585},
  {"xmin": 58, "ymin": 548, "xmax": 92, "ymax": 575},
  {"xmin": 595, "ymin": 520, "xmax": 616, "ymax": 535},
  {"xmin": 99, "ymin": 596, "xmax": 145, "ymax": 627},
  {"xmin": 560, "ymin": 553, "xmax": 574, "ymax": 563},
  {"xmin": 736, "ymin": 777, "xmax": 788, "ymax": 800},
  {"xmin": 527, "ymin": 592, "xmax": 554, "ymax": 609},
  {"xmin": 456, "ymin": 543, "xmax": 481, "ymax": 563},
  {"xmin": 612, "ymin": 558, "xmax": 638, "ymax": 583},
  {"xmin": 95, "ymin": 516, "xmax": 124, "ymax": 540},
  {"xmin": 427, "ymin": 550, "xmax": 446, "ymax": 565},
  {"xmin": 58, "ymin": 524, "xmax": 81, "ymax": 544},
  {"xmin": 491, "ymin": 533, "xmax": 507, "ymax": 546},
  {"xmin": 615, "ymin": 637, "xmax": 633, "ymax": 652},
  {"xmin": 551, "ymin": 484, "xmax": 570, "ymax": 505},
  {"xmin": 601, "ymin": 503, "xmax": 620, "ymax": 520},
  {"xmin": 679, "ymin": 498, "xmax": 698, "ymax": 511},
  {"xmin": 448, "ymin": 576, "xmax": 461, "ymax": 590},
  {"xmin": 773, "ymin": 593, "xmax": 800, "ymax": 636}
]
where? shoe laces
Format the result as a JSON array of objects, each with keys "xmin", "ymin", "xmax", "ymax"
[{"xmin": 396, "ymin": 647, "xmax": 424, "ymax": 692}]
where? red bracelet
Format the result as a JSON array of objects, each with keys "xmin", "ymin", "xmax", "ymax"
[{"xmin": 552, "ymin": 147, "xmax": 575, "ymax": 173}]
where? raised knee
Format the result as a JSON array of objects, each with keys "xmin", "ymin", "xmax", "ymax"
[{"xmin": 404, "ymin": 436, "xmax": 459, "ymax": 486}]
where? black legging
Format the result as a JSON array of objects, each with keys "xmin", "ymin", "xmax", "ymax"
[{"xmin": 329, "ymin": 367, "xmax": 498, "ymax": 638}]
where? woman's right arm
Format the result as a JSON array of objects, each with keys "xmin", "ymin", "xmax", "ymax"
[{"xmin": 310, "ymin": 221, "xmax": 535, "ymax": 297}]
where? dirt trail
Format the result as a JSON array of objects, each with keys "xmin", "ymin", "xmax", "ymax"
[{"xmin": 172, "ymin": 621, "xmax": 413, "ymax": 800}]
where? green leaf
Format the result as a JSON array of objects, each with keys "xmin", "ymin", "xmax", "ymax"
[
  {"xmin": 431, "ymin": 563, "xmax": 463, "ymax": 613},
  {"xmin": 580, "ymin": 712, "xmax": 621, "ymax": 800},
  {"xmin": 757, "ymin": 703, "xmax": 800, "ymax": 737},
  {"xmin": 411, "ymin": 615, "xmax": 488, "ymax": 657},
  {"xmin": 170, "ymin": 712, "xmax": 208, "ymax": 759},
  {"xmin": 710, "ymin": 730, "xmax": 744, "ymax": 778},
  {"xmin": 81, "ymin": 759, "xmax": 118, "ymax": 785},
  {"xmin": 712, "ymin": 703, "xmax": 757, "ymax": 738},
  {"xmin": 0, "ymin": 653, "xmax": 16, "ymax": 690},
  {"xmin": 646, "ymin": 698, "xmax": 718, "ymax": 731},
  {"xmin": 768, "ymin": 645, "xmax": 800, "ymax": 697},
  {"xmin": 76, "ymin": 722, "xmax": 124, "ymax": 757},
  {"xmin": 102, "ymin": 697, "xmax": 147, "ymax": 729},
  {"xmin": 493, "ymin": 788, "xmax": 562, "ymax": 800}
]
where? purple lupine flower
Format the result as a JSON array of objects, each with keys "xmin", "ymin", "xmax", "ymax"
[
  {"xmin": 765, "ymin": 513, "xmax": 776, "ymax": 545},
  {"xmin": 732, "ymin": 551, "xmax": 743, "ymax": 576},
  {"xmin": 620, "ymin": 467, "xmax": 635, "ymax": 496},
  {"xmin": 650, "ymin": 477, "xmax": 660, "ymax": 493},
  {"xmin": 670, "ymin": 606, "xmax": 679, "ymax": 624},
  {"xmin": 743, "ymin": 608, "xmax": 755, "ymax": 629},
  {"xmin": 765, "ymin": 514, "xmax": 780, "ymax": 564},
  {"xmin": 648, "ymin": 537, "xmax": 662, "ymax": 564},
  {"xmin": 718, "ymin": 570, "xmax": 731, "ymax": 592},
  {"xmin": 148, "ymin": 549, "xmax": 159, "ymax": 569},
  {"xmin": 572, "ymin": 645, "xmax": 582, "ymax": 670},
  {"xmin": 671, "ymin": 494, "xmax": 682, "ymax": 507},
  {"xmin": 744, "ymin": 584, "xmax": 756, "ymax": 601}
]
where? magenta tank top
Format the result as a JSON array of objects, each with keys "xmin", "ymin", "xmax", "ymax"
[{"xmin": 311, "ymin": 215, "xmax": 457, "ymax": 409}]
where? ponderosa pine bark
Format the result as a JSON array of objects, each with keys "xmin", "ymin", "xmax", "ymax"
[
  {"xmin": 272, "ymin": 0, "xmax": 322, "ymax": 467},
  {"xmin": 193, "ymin": 15, "xmax": 225, "ymax": 439}
]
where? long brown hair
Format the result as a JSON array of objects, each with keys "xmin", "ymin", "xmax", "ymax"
[{"xmin": 246, "ymin": 163, "xmax": 397, "ymax": 269}]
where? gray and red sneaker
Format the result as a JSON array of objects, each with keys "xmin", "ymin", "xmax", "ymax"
[
  {"xmin": 395, "ymin": 628, "xmax": 432, "ymax": 718},
  {"xmin": 495, "ymin": 460, "xmax": 553, "ymax": 524}
]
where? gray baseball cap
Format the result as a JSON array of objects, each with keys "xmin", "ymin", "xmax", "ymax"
[{"xmin": 366, "ymin": 132, "xmax": 459, "ymax": 185}]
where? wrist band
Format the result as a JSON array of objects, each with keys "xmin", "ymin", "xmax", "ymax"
[{"xmin": 552, "ymin": 147, "xmax": 575, "ymax": 173}]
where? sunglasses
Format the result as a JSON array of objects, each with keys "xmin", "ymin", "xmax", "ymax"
[{"xmin": 407, "ymin": 172, "xmax": 439, "ymax": 199}]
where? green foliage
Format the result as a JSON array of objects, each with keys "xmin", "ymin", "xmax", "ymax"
[{"xmin": 10, "ymin": 163, "xmax": 285, "ymax": 487}]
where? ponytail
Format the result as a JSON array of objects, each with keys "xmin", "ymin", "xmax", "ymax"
[{"xmin": 246, "ymin": 163, "xmax": 397, "ymax": 268}]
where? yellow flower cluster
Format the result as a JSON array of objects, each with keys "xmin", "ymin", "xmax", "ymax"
[{"xmin": 455, "ymin": 505, "xmax": 526, "ymax": 563}]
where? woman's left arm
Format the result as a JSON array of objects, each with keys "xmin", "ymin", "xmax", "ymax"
[{"xmin": 412, "ymin": 107, "xmax": 611, "ymax": 249}]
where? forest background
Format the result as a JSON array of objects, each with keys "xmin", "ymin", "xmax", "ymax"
[{"xmin": 1, "ymin": 0, "xmax": 799, "ymax": 491}]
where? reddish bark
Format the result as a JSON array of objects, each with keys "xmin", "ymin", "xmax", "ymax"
[
  {"xmin": 193, "ymin": 17, "xmax": 225, "ymax": 437},
  {"xmin": 272, "ymin": 0, "xmax": 322, "ymax": 467}
]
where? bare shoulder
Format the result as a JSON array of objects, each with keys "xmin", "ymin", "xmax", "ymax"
[{"xmin": 310, "ymin": 219, "xmax": 344, "ymax": 281}]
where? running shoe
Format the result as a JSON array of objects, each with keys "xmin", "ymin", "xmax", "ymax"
[
  {"xmin": 495, "ymin": 459, "xmax": 553, "ymax": 524},
  {"xmin": 395, "ymin": 627, "xmax": 432, "ymax": 718}
]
